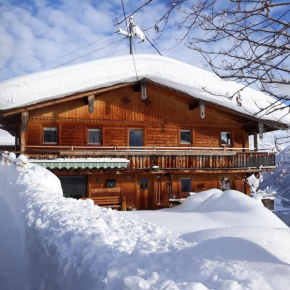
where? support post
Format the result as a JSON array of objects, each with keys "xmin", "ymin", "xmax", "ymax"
[
  {"xmin": 253, "ymin": 132, "xmax": 258, "ymax": 151},
  {"xmin": 21, "ymin": 112, "xmax": 29, "ymax": 153}
]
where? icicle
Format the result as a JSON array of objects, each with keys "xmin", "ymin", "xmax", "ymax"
[
  {"xmin": 141, "ymin": 81, "xmax": 147, "ymax": 100},
  {"xmin": 259, "ymin": 122, "xmax": 264, "ymax": 140},
  {"xmin": 200, "ymin": 101, "xmax": 205, "ymax": 119}
]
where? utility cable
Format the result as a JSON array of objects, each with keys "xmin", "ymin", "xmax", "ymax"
[
  {"xmin": 21, "ymin": 34, "xmax": 113, "ymax": 75},
  {"xmin": 51, "ymin": 37, "xmax": 126, "ymax": 69},
  {"xmin": 145, "ymin": 36, "xmax": 162, "ymax": 56}
]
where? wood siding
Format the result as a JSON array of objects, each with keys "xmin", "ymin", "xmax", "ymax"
[{"xmin": 26, "ymin": 83, "xmax": 247, "ymax": 149}]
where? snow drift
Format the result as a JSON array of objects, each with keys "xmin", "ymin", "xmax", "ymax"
[{"xmin": 1, "ymin": 157, "xmax": 290, "ymax": 290}]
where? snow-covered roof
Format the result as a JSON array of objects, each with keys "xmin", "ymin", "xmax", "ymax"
[{"xmin": 1, "ymin": 54, "xmax": 289, "ymax": 126}]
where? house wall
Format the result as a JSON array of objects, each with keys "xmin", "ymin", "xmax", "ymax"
[
  {"xmin": 26, "ymin": 83, "xmax": 248, "ymax": 148},
  {"xmin": 25, "ymin": 83, "xmax": 252, "ymax": 209}
]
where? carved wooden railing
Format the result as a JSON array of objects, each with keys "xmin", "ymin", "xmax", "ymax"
[{"xmin": 24, "ymin": 146, "xmax": 276, "ymax": 170}]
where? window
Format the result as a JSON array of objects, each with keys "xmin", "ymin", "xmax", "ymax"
[
  {"xmin": 106, "ymin": 179, "xmax": 116, "ymax": 188},
  {"xmin": 140, "ymin": 178, "xmax": 148, "ymax": 190},
  {"xmin": 88, "ymin": 129, "xmax": 101, "ymax": 145},
  {"xmin": 181, "ymin": 178, "xmax": 191, "ymax": 192},
  {"xmin": 180, "ymin": 130, "xmax": 191, "ymax": 144},
  {"xmin": 220, "ymin": 177, "xmax": 230, "ymax": 191},
  {"xmin": 43, "ymin": 127, "xmax": 57, "ymax": 143},
  {"xmin": 221, "ymin": 132, "xmax": 231, "ymax": 146},
  {"xmin": 59, "ymin": 176, "xmax": 87, "ymax": 199},
  {"xmin": 129, "ymin": 129, "xmax": 143, "ymax": 147}
]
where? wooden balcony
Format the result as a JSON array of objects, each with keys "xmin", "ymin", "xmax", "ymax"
[{"xmin": 25, "ymin": 146, "xmax": 276, "ymax": 173}]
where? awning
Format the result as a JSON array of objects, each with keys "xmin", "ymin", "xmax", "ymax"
[{"xmin": 29, "ymin": 158, "xmax": 130, "ymax": 170}]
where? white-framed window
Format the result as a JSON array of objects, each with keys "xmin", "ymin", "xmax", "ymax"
[
  {"xmin": 43, "ymin": 127, "xmax": 58, "ymax": 143},
  {"xmin": 180, "ymin": 130, "xmax": 191, "ymax": 144},
  {"xmin": 221, "ymin": 132, "xmax": 231, "ymax": 146},
  {"xmin": 181, "ymin": 178, "xmax": 191, "ymax": 192},
  {"xmin": 88, "ymin": 129, "xmax": 101, "ymax": 145}
]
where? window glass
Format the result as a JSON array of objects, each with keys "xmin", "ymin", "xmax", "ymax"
[
  {"xmin": 43, "ymin": 127, "xmax": 57, "ymax": 143},
  {"xmin": 180, "ymin": 130, "xmax": 191, "ymax": 144},
  {"xmin": 221, "ymin": 132, "xmax": 231, "ymax": 146},
  {"xmin": 181, "ymin": 178, "xmax": 191, "ymax": 192},
  {"xmin": 59, "ymin": 176, "xmax": 87, "ymax": 199},
  {"xmin": 220, "ymin": 177, "xmax": 230, "ymax": 191},
  {"xmin": 106, "ymin": 179, "xmax": 116, "ymax": 188},
  {"xmin": 129, "ymin": 129, "xmax": 143, "ymax": 147},
  {"xmin": 140, "ymin": 178, "xmax": 148, "ymax": 190},
  {"xmin": 88, "ymin": 129, "xmax": 101, "ymax": 144}
]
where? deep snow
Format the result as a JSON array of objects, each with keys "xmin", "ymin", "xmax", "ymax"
[
  {"xmin": 0, "ymin": 55, "xmax": 289, "ymax": 125},
  {"xmin": 1, "ymin": 156, "xmax": 290, "ymax": 290}
]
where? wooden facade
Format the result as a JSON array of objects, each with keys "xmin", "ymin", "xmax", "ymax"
[{"xmin": 0, "ymin": 80, "xmax": 281, "ymax": 209}]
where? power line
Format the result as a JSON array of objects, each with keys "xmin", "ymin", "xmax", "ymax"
[
  {"xmin": 51, "ymin": 37, "xmax": 126, "ymax": 69},
  {"xmin": 21, "ymin": 34, "xmax": 113, "ymax": 75},
  {"xmin": 145, "ymin": 36, "xmax": 162, "ymax": 56}
]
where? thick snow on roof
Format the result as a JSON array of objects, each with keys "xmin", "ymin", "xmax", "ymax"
[{"xmin": 1, "ymin": 54, "xmax": 289, "ymax": 125}]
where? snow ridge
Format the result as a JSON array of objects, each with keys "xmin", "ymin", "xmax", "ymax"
[{"xmin": 1, "ymin": 157, "xmax": 290, "ymax": 289}]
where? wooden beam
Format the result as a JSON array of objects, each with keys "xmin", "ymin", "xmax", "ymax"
[
  {"xmin": 253, "ymin": 132, "xmax": 258, "ymax": 151},
  {"xmin": 87, "ymin": 95, "xmax": 95, "ymax": 114},
  {"xmin": 50, "ymin": 167, "xmax": 275, "ymax": 175}
]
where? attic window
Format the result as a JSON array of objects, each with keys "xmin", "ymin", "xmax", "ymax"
[
  {"xmin": 43, "ymin": 127, "xmax": 57, "ymax": 143},
  {"xmin": 221, "ymin": 132, "xmax": 231, "ymax": 146}
]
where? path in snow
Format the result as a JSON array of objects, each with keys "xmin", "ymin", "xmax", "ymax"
[{"xmin": 0, "ymin": 196, "xmax": 31, "ymax": 290}]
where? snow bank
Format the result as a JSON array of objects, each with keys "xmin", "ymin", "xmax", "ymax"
[
  {"xmin": 1, "ymin": 158, "xmax": 290, "ymax": 289},
  {"xmin": 0, "ymin": 54, "xmax": 289, "ymax": 125}
]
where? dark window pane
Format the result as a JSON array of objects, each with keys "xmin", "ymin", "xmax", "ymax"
[
  {"xmin": 221, "ymin": 132, "xmax": 231, "ymax": 145},
  {"xmin": 181, "ymin": 178, "xmax": 191, "ymax": 192},
  {"xmin": 220, "ymin": 177, "xmax": 230, "ymax": 191},
  {"xmin": 106, "ymin": 179, "xmax": 116, "ymax": 188},
  {"xmin": 129, "ymin": 129, "xmax": 143, "ymax": 146},
  {"xmin": 140, "ymin": 178, "xmax": 148, "ymax": 189},
  {"xmin": 43, "ymin": 128, "xmax": 57, "ymax": 143},
  {"xmin": 180, "ymin": 130, "xmax": 191, "ymax": 144},
  {"xmin": 88, "ymin": 129, "xmax": 101, "ymax": 144},
  {"xmin": 59, "ymin": 176, "xmax": 87, "ymax": 199}
]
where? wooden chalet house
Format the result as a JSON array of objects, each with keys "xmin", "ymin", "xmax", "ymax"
[{"xmin": 0, "ymin": 55, "xmax": 289, "ymax": 209}]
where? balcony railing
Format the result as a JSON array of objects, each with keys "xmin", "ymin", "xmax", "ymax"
[{"xmin": 24, "ymin": 145, "xmax": 276, "ymax": 170}]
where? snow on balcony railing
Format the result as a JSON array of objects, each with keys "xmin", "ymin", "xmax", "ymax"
[
  {"xmin": 1, "ymin": 152, "xmax": 28, "ymax": 168},
  {"xmin": 24, "ymin": 145, "xmax": 274, "ymax": 152}
]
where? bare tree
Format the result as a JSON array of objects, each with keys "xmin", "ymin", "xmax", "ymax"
[{"xmin": 120, "ymin": 1, "xmax": 290, "ymax": 115}]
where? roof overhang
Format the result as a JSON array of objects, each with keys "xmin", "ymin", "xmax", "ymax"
[{"xmin": 0, "ymin": 78, "xmax": 288, "ymax": 132}]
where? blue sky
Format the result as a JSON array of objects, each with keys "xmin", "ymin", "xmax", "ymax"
[
  {"xmin": 0, "ymin": 0, "xmax": 205, "ymax": 81},
  {"xmin": 0, "ymin": 0, "xmax": 289, "ymax": 148}
]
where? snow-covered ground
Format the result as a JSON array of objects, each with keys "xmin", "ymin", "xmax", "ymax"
[{"xmin": 1, "ymin": 155, "xmax": 290, "ymax": 290}]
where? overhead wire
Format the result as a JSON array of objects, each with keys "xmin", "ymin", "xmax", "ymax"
[
  {"xmin": 51, "ymin": 37, "xmax": 126, "ymax": 69},
  {"xmin": 21, "ymin": 34, "xmax": 113, "ymax": 75}
]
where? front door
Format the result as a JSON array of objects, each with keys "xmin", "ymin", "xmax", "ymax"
[{"xmin": 139, "ymin": 177, "xmax": 150, "ymax": 209}]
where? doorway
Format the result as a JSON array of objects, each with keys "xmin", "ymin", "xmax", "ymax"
[{"xmin": 138, "ymin": 176, "xmax": 153, "ymax": 209}]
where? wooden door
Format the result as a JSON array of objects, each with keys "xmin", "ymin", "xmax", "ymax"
[{"xmin": 138, "ymin": 177, "xmax": 152, "ymax": 210}]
